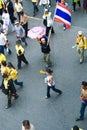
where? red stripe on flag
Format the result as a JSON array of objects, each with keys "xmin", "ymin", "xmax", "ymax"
[{"xmin": 54, "ymin": 17, "xmax": 71, "ymax": 28}]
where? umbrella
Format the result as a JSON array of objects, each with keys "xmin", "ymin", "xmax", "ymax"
[{"xmin": 27, "ymin": 26, "xmax": 46, "ymax": 39}]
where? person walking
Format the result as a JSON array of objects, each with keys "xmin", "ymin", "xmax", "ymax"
[
  {"xmin": 39, "ymin": 0, "xmax": 50, "ymax": 11},
  {"xmin": 76, "ymin": 81, "xmax": 87, "ymax": 121},
  {"xmin": 15, "ymin": 40, "xmax": 28, "ymax": 69},
  {"xmin": 7, "ymin": 62, "xmax": 23, "ymax": 87},
  {"xmin": 22, "ymin": 120, "xmax": 35, "ymax": 130},
  {"xmin": 14, "ymin": 0, "xmax": 23, "ymax": 21},
  {"xmin": 0, "ymin": 29, "xmax": 11, "ymax": 54},
  {"xmin": 0, "ymin": 0, "xmax": 5, "ymax": 15},
  {"xmin": 72, "ymin": 0, "xmax": 81, "ymax": 11},
  {"xmin": 31, "ymin": 0, "xmax": 39, "ymax": 16},
  {"xmin": 76, "ymin": 31, "xmax": 87, "ymax": 64},
  {"xmin": 2, "ymin": 9, "xmax": 15, "ymax": 35},
  {"xmin": 43, "ymin": 9, "xmax": 54, "ymax": 37},
  {"xmin": 0, "ymin": 52, "xmax": 6, "ymax": 65},
  {"xmin": 37, "ymin": 35, "xmax": 52, "ymax": 67},
  {"xmin": 0, "ymin": 61, "xmax": 10, "ymax": 76},
  {"xmin": 61, "ymin": 0, "xmax": 68, "ymax": 30},
  {"xmin": 83, "ymin": 0, "xmax": 87, "ymax": 13},
  {"xmin": 20, "ymin": 11, "xmax": 28, "ymax": 38},
  {"xmin": 43, "ymin": 68, "xmax": 62, "ymax": 99},
  {"xmin": 15, "ymin": 21, "xmax": 27, "ymax": 45},
  {"xmin": 6, "ymin": 0, "xmax": 16, "ymax": 29},
  {"xmin": 0, "ymin": 73, "xmax": 19, "ymax": 109}
]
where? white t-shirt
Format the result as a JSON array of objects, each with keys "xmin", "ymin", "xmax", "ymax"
[
  {"xmin": 45, "ymin": 75, "xmax": 55, "ymax": 86},
  {"xmin": 15, "ymin": 3, "xmax": 23, "ymax": 12},
  {"xmin": 71, "ymin": 128, "xmax": 83, "ymax": 130},
  {"xmin": 22, "ymin": 123, "xmax": 35, "ymax": 130},
  {"xmin": 2, "ymin": 12, "xmax": 10, "ymax": 26},
  {"xmin": 0, "ymin": 33, "xmax": 7, "ymax": 46}
]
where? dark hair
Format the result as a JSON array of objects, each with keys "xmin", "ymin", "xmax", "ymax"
[
  {"xmin": 1, "ymin": 61, "xmax": 7, "ymax": 66},
  {"xmin": 3, "ymin": 9, "xmax": 7, "ymax": 13},
  {"xmin": 15, "ymin": 0, "xmax": 18, "ymax": 3},
  {"xmin": 20, "ymin": 11, "xmax": 24, "ymax": 15},
  {"xmin": 46, "ymin": 68, "xmax": 53, "ymax": 74},
  {"xmin": 72, "ymin": 125, "xmax": 79, "ymax": 130},
  {"xmin": 3, "ymin": 74, "xmax": 8, "ymax": 79},
  {"xmin": 82, "ymin": 81, "xmax": 87, "ymax": 86},
  {"xmin": 23, "ymin": 120, "xmax": 30, "ymax": 127}
]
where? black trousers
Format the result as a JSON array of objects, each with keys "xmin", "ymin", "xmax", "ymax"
[
  {"xmin": 32, "ymin": 2, "xmax": 38, "ymax": 15},
  {"xmin": 22, "ymin": 22, "xmax": 28, "ymax": 37},
  {"xmin": 17, "ymin": 11, "xmax": 22, "ymax": 22},
  {"xmin": 47, "ymin": 85, "xmax": 62, "ymax": 97},
  {"xmin": 17, "ymin": 54, "xmax": 28, "ymax": 69},
  {"xmin": 73, "ymin": 1, "xmax": 81, "ymax": 11},
  {"xmin": 46, "ymin": 26, "xmax": 54, "ymax": 37}
]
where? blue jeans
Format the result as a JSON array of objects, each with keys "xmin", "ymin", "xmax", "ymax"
[
  {"xmin": 80, "ymin": 102, "xmax": 87, "ymax": 119},
  {"xmin": 47, "ymin": 85, "xmax": 62, "ymax": 97},
  {"xmin": 14, "ymin": 79, "xmax": 23, "ymax": 86},
  {"xmin": 0, "ymin": 45, "xmax": 4, "ymax": 54}
]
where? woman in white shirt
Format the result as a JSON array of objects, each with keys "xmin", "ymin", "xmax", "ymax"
[
  {"xmin": 14, "ymin": 0, "xmax": 23, "ymax": 21},
  {"xmin": 44, "ymin": 68, "xmax": 62, "ymax": 99}
]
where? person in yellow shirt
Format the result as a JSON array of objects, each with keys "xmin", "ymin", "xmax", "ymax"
[
  {"xmin": 0, "ymin": 73, "xmax": 19, "ymax": 109},
  {"xmin": 0, "ymin": 61, "xmax": 10, "ymax": 76},
  {"xmin": 76, "ymin": 31, "xmax": 87, "ymax": 64},
  {"xmin": 15, "ymin": 40, "xmax": 28, "ymax": 69},
  {"xmin": 7, "ymin": 62, "xmax": 23, "ymax": 87},
  {"xmin": 0, "ymin": 52, "xmax": 6, "ymax": 65}
]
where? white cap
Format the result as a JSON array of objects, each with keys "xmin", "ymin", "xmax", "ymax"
[
  {"xmin": 15, "ymin": 21, "xmax": 19, "ymax": 24},
  {"xmin": 78, "ymin": 31, "xmax": 82, "ymax": 35},
  {"xmin": 41, "ymin": 38, "xmax": 45, "ymax": 41}
]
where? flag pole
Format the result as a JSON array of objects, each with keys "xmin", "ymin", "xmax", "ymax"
[{"xmin": 48, "ymin": 1, "xmax": 58, "ymax": 44}]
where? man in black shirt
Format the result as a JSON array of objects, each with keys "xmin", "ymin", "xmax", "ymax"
[{"xmin": 37, "ymin": 35, "xmax": 52, "ymax": 67}]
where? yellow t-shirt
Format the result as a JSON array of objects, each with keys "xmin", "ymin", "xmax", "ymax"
[
  {"xmin": 0, "ymin": 0, "xmax": 4, "ymax": 9},
  {"xmin": 1, "ymin": 66, "xmax": 10, "ymax": 76},
  {"xmin": 9, "ymin": 68, "xmax": 18, "ymax": 80},
  {"xmin": 76, "ymin": 35, "xmax": 87, "ymax": 49},
  {"xmin": 0, "ymin": 53, "xmax": 6, "ymax": 64},
  {"xmin": 15, "ymin": 44, "xmax": 24, "ymax": 56},
  {"xmin": 4, "ymin": 78, "xmax": 9, "ymax": 89}
]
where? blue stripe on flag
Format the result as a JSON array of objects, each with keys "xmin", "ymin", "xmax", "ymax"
[{"xmin": 56, "ymin": 8, "xmax": 71, "ymax": 22}]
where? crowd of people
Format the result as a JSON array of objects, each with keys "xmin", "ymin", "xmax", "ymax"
[{"xmin": 0, "ymin": 0, "xmax": 87, "ymax": 130}]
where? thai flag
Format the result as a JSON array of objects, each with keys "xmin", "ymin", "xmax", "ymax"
[{"xmin": 54, "ymin": 2, "xmax": 71, "ymax": 28}]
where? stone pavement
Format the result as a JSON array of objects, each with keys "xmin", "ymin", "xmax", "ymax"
[{"xmin": 0, "ymin": 0, "xmax": 87, "ymax": 130}]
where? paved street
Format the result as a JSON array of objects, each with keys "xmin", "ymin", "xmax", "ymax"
[{"xmin": 0, "ymin": 0, "xmax": 87, "ymax": 130}]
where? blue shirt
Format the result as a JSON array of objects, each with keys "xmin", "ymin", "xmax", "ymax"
[{"xmin": 15, "ymin": 25, "xmax": 25, "ymax": 37}]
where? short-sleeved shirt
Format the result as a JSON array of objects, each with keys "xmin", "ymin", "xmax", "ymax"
[
  {"xmin": 15, "ymin": 3, "xmax": 23, "ymax": 12},
  {"xmin": 15, "ymin": 25, "xmax": 25, "ymax": 37},
  {"xmin": 0, "ymin": 32, "xmax": 7, "ymax": 46},
  {"xmin": 22, "ymin": 123, "xmax": 35, "ymax": 130}
]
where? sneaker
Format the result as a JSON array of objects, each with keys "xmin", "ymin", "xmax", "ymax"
[
  {"xmin": 80, "ymin": 61, "xmax": 83, "ymax": 64},
  {"xmin": 5, "ymin": 104, "xmax": 11, "ymax": 109},
  {"xmin": 58, "ymin": 91, "xmax": 62, "ymax": 96},
  {"xmin": 45, "ymin": 96, "xmax": 49, "ymax": 99},
  {"xmin": 76, "ymin": 117, "xmax": 84, "ymax": 121},
  {"xmin": 20, "ymin": 82, "xmax": 23, "ymax": 87},
  {"xmin": 63, "ymin": 27, "xmax": 66, "ymax": 31},
  {"xmin": 14, "ymin": 94, "xmax": 19, "ymax": 100}
]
